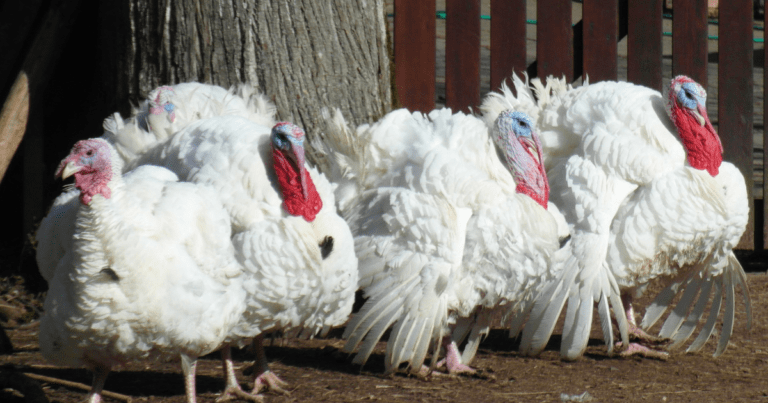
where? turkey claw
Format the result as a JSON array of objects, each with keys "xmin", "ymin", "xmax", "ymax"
[
  {"xmin": 216, "ymin": 385, "xmax": 264, "ymax": 402},
  {"xmin": 251, "ymin": 370, "xmax": 290, "ymax": 395}
]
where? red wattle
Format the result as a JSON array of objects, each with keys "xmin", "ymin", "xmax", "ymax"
[
  {"xmin": 76, "ymin": 168, "xmax": 112, "ymax": 205},
  {"xmin": 273, "ymin": 148, "xmax": 323, "ymax": 222},
  {"xmin": 670, "ymin": 106, "xmax": 723, "ymax": 177},
  {"xmin": 516, "ymin": 183, "xmax": 548, "ymax": 209},
  {"xmin": 513, "ymin": 158, "xmax": 549, "ymax": 209}
]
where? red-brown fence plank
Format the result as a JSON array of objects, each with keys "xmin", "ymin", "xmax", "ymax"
[
  {"xmin": 765, "ymin": 5, "xmax": 768, "ymax": 248},
  {"xmin": 446, "ymin": 0, "xmax": 480, "ymax": 113},
  {"xmin": 394, "ymin": 0, "xmax": 435, "ymax": 112},
  {"xmin": 490, "ymin": 0, "xmax": 526, "ymax": 91},
  {"xmin": 719, "ymin": 0, "xmax": 754, "ymax": 249},
  {"xmin": 583, "ymin": 0, "xmax": 618, "ymax": 83},
  {"xmin": 627, "ymin": 0, "xmax": 662, "ymax": 91},
  {"xmin": 711, "ymin": 0, "xmax": 752, "ymax": 250},
  {"xmin": 672, "ymin": 0, "xmax": 708, "ymax": 86},
  {"xmin": 537, "ymin": 0, "xmax": 573, "ymax": 83}
]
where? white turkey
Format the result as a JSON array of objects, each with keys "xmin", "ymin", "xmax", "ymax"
[
  {"xmin": 34, "ymin": 84, "xmax": 281, "ymax": 398},
  {"xmin": 36, "ymin": 83, "xmax": 356, "ymax": 400},
  {"xmin": 123, "ymin": 110, "xmax": 358, "ymax": 399},
  {"xmin": 103, "ymin": 82, "xmax": 276, "ymax": 166},
  {"xmin": 480, "ymin": 73, "xmax": 751, "ymax": 360},
  {"xmin": 38, "ymin": 138, "xmax": 245, "ymax": 403},
  {"xmin": 312, "ymin": 107, "xmax": 568, "ymax": 375},
  {"xmin": 36, "ymin": 82, "xmax": 276, "ymax": 283}
]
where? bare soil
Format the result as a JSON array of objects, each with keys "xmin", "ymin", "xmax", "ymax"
[{"xmin": 1, "ymin": 272, "xmax": 767, "ymax": 403}]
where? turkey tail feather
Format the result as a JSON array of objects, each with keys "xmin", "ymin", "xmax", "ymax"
[
  {"xmin": 730, "ymin": 253, "xmax": 752, "ymax": 331},
  {"xmin": 715, "ymin": 270, "xmax": 736, "ymax": 357},
  {"xmin": 460, "ymin": 313, "xmax": 491, "ymax": 364},
  {"xmin": 687, "ymin": 275, "xmax": 724, "ymax": 353},
  {"xmin": 597, "ymin": 293, "xmax": 613, "ymax": 352},
  {"xmin": 669, "ymin": 277, "xmax": 714, "ymax": 349},
  {"xmin": 519, "ymin": 255, "xmax": 575, "ymax": 355},
  {"xmin": 641, "ymin": 280, "xmax": 681, "ymax": 330},
  {"xmin": 659, "ymin": 273, "xmax": 704, "ymax": 339}
]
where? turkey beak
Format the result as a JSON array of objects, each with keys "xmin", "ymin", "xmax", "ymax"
[
  {"xmin": 690, "ymin": 107, "xmax": 706, "ymax": 127},
  {"xmin": 696, "ymin": 104, "xmax": 722, "ymax": 152},
  {"xmin": 291, "ymin": 143, "xmax": 309, "ymax": 200},
  {"xmin": 521, "ymin": 137, "xmax": 540, "ymax": 165},
  {"xmin": 56, "ymin": 161, "xmax": 80, "ymax": 180}
]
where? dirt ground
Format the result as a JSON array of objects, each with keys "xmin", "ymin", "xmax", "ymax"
[{"xmin": 0, "ymin": 271, "xmax": 766, "ymax": 403}]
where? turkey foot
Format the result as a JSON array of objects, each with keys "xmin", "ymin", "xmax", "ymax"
[
  {"xmin": 628, "ymin": 323, "xmax": 670, "ymax": 345},
  {"xmin": 616, "ymin": 342, "xmax": 669, "ymax": 360},
  {"xmin": 217, "ymin": 345, "xmax": 264, "ymax": 402},
  {"xmin": 251, "ymin": 370, "xmax": 289, "ymax": 395},
  {"xmin": 248, "ymin": 335, "xmax": 290, "ymax": 395},
  {"xmin": 86, "ymin": 366, "xmax": 109, "ymax": 403},
  {"xmin": 417, "ymin": 337, "xmax": 477, "ymax": 377},
  {"xmin": 216, "ymin": 385, "xmax": 264, "ymax": 403},
  {"xmin": 620, "ymin": 294, "xmax": 670, "ymax": 346},
  {"xmin": 435, "ymin": 337, "xmax": 476, "ymax": 375},
  {"xmin": 611, "ymin": 295, "xmax": 670, "ymax": 359}
]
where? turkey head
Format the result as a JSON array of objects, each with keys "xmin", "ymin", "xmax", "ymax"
[
  {"xmin": 56, "ymin": 139, "xmax": 120, "ymax": 205},
  {"xmin": 665, "ymin": 76, "xmax": 723, "ymax": 176},
  {"xmin": 493, "ymin": 110, "xmax": 549, "ymax": 208},
  {"xmin": 271, "ymin": 122, "xmax": 323, "ymax": 221}
]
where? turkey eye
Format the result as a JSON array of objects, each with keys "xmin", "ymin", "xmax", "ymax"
[
  {"xmin": 274, "ymin": 133, "xmax": 290, "ymax": 149},
  {"xmin": 86, "ymin": 150, "xmax": 94, "ymax": 157}
]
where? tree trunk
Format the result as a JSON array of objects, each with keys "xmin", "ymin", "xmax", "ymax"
[{"xmin": 100, "ymin": 0, "xmax": 392, "ymax": 141}]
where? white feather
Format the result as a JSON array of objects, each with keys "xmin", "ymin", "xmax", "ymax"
[
  {"xmin": 317, "ymin": 107, "xmax": 563, "ymax": 373},
  {"xmin": 38, "ymin": 140, "xmax": 245, "ymax": 389},
  {"xmin": 483, "ymin": 73, "xmax": 751, "ymax": 359}
]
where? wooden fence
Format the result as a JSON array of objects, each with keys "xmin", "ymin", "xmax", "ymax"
[{"xmin": 392, "ymin": 0, "xmax": 761, "ymax": 250}]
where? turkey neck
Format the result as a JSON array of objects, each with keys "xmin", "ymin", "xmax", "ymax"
[
  {"xmin": 272, "ymin": 147, "xmax": 323, "ymax": 222},
  {"xmin": 500, "ymin": 140, "xmax": 549, "ymax": 209},
  {"xmin": 72, "ymin": 178, "xmax": 131, "ymax": 284},
  {"xmin": 514, "ymin": 167, "xmax": 549, "ymax": 209},
  {"xmin": 670, "ymin": 105, "xmax": 723, "ymax": 177}
]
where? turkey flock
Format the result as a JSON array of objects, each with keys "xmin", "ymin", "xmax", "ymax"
[{"xmin": 34, "ymin": 73, "xmax": 751, "ymax": 402}]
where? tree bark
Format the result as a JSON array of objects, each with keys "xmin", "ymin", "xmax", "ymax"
[{"xmin": 101, "ymin": 0, "xmax": 392, "ymax": 140}]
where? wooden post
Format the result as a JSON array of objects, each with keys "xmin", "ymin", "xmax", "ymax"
[
  {"xmin": 0, "ymin": 0, "xmax": 83, "ymax": 237},
  {"xmin": 719, "ymin": 0, "xmax": 753, "ymax": 249},
  {"xmin": 627, "ymin": 0, "xmax": 663, "ymax": 90},
  {"xmin": 446, "ymin": 0, "xmax": 480, "ymax": 113},
  {"xmin": 583, "ymin": 0, "xmax": 618, "ymax": 83},
  {"xmin": 765, "ymin": 2, "xmax": 768, "ymax": 248},
  {"xmin": 537, "ymin": 0, "xmax": 573, "ymax": 83},
  {"xmin": 0, "ymin": 73, "xmax": 29, "ymax": 184},
  {"xmin": 394, "ymin": 0, "xmax": 436, "ymax": 112},
  {"xmin": 672, "ymin": 0, "xmax": 708, "ymax": 86},
  {"xmin": 490, "ymin": 0, "xmax": 526, "ymax": 92}
]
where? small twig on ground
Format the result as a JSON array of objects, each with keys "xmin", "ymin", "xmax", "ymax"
[
  {"xmin": 23, "ymin": 372, "xmax": 133, "ymax": 402},
  {"xmin": 8, "ymin": 320, "xmax": 40, "ymax": 330},
  {"xmin": 494, "ymin": 391, "xmax": 557, "ymax": 396},
  {"xmin": 643, "ymin": 390, "xmax": 707, "ymax": 395}
]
